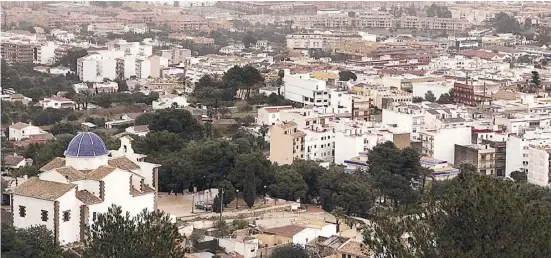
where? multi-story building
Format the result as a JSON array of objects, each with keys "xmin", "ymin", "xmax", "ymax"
[
  {"xmin": 420, "ymin": 127, "xmax": 472, "ymax": 164},
  {"xmin": 527, "ymin": 145, "xmax": 551, "ymax": 187},
  {"xmin": 303, "ymin": 125, "xmax": 335, "ymax": 162},
  {"xmin": 257, "ymin": 106, "xmax": 294, "ymax": 126},
  {"xmin": 506, "ymin": 130, "xmax": 551, "ymax": 177},
  {"xmin": 77, "ymin": 52, "xmax": 122, "ymax": 82},
  {"xmin": 454, "ymin": 144, "xmax": 496, "ymax": 175},
  {"xmin": 269, "ymin": 122, "xmax": 305, "ymax": 165},
  {"xmin": 283, "ymin": 72, "xmax": 329, "ymax": 107},
  {"xmin": 148, "ymin": 55, "xmax": 168, "ymax": 78},
  {"xmin": 285, "ymin": 32, "xmax": 362, "ymax": 51},
  {"xmin": 453, "ymin": 81, "xmax": 500, "ymax": 107},
  {"xmin": 135, "ymin": 57, "xmax": 151, "ymax": 79},
  {"xmin": 396, "ymin": 16, "xmax": 469, "ymax": 31},
  {"xmin": 1, "ymin": 40, "xmax": 55, "ymax": 65}
]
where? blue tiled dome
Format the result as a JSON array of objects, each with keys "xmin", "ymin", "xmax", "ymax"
[{"xmin": 65, "ymin": 132, "xmax": 109, "ymax": 157}]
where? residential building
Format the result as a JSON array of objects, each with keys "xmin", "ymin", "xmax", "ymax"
[
  {"xmin": 527, "ymin": 145, "xmax": 551, "ymax": 187},
  {"xmin": 285, "ymin": 32, "xmax": 362, "ymax": 51},
  {"xmin": 125, "ymin": 125, "xmax": 150, "ymax": 137},
  {"xmin": 454, "ymin": 144, "xmax": 496, "ymax": 175},
  {"xmin": 335, "ymin": 239, "xmax": 374, "ymax": 258},
  {"xmin": 420, "ymin": 127, "xmax": 472, "ymax": 164},
  {"xmin": 256, "ymin": 106, "xmax": 294, "ymax": 126},
  {"xmin": 420, "ymin": 156, "xmax": 460, "ymax": 181},
  {"xmin": 148, "ymin": 55, "xmax": 168, "ymax": 78},
  {"xmin": 135, "ymin": 57, "xmax": 151, "ymax": 79},
  {"xmin": 2, "ymin": 154, "xmax": 32, "ymax": 170},
  {"xmin": 453, "ymin": 81, "xmax": 500, "ymax": 107},
  {"xmin": 334, "ymin": 126, "xmax": 366, "ymax": 166},
  {"xmin": 283, "ymin": 72, "xmax": 329, "ymax": 107},
  {"xmin": 382, "ymin": 103, "xmax": 425, "ymax": 140},
  {"xmin": 8, "ymin": 122, "xmax": 47, "ymax": 141},
  {"xmin": 269, "ymin": 122, "xmax": 305, "ymax": 165},
  {"xmin": 77, "ymin": 52, "xmax": 121, "ymax": 82},
  {"xmin": 256, "ymin": 224, "xmax": 336, "ymax": 248},
  {"xmin": 40, "ymin": 97, "xmax": 75, "ymax": 109},
  {"xmin": 173, "ymin": 48, "xmax": 192, "ymax": 64},
  {"xmin": 505, "ymin": 131, "xmax": 551, "ymax": 177},
  {"xmin": 11, "ymin": 133, "xmax": 160, "ymax": 245},
  {"xmin": 152, "ymin": 94, "xmax": 189, "ymax": 109},
  {"xmin": 73, "ymin": 82, "xmax": 119, "ymax": 94},
  {"xmin": 1, "ymin": 40, "xmax": 55, "ymax": 64},
  {"xmin": 303, "ymin": 125, "xmax": 334, "ymax": 162}
]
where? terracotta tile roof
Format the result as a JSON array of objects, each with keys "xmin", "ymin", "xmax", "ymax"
[
  {"xmin": 133, "ymin": 125, "xmax": 150, "ymax": 133},
  {"xmin": 86, "ymin": 165, "xmax": 117, "ymax": 180},
  {"xmin": 29, "ymin": 133, "xmax": 54, "ymax": 141},
  {"xmin": 40, "ymin": 157, "xmax": 66, "ymax": 171},
  {"xmin": 3, "ymin": 154, "xmax": 25, "ymax": 166},
  {"xmin": 44, "ymin": 97, "xmax": 74, "ymax": 102},
  {"xmin": 108, "ymin": 157, "xmax": 140, "ymax": 170},
  {"xmin": 76, "ymin": 189, "xmax": 103, "ymax": 205},
  {"xmin": 55, "ymin": 166, "xmax": 86, "ymax": 181},
  {"xmin": 263, "ymin": 225, "xmax": 306, "ymax": 237},
  {"xmin": 265, "ymin": 106, "xmax": 294, "ymax": 113},
  {"xmin": 13, "ymin": 177, "xmax": 76, "ymax": 201},
  {"xmin": 9, "ymin": 122, "xmax": 31, "ymax": 130},
  {"xmin": 338, "ymin": 240, "xmax": 373, "ymax": 258}
]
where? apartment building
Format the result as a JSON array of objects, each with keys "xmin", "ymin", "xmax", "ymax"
[
  {"xmin": 285, "ymin": 33, "xmax": 362, "ymax": 51},
  {"xmin": 527, "ymin": 145, "xmax": 551, "ymax": 187},
  {"xmin": 375, "ymin": 92, "xmax": 413, "ymax": 109},
  {"xmin": 382, "ymin": 103, "xmax": 425, "ymax": 140},
  {"xmin": 77, "ymin": 52, "xmax": 121, "ymax": 82},
  {"xmin": 454, "ymin": 144, "xmax": 496, "ymax": 175},
  {"xmin": 257, "ymin": 106, "xmax": 294, "ymax": 126},
  {"xmin": 420, "ymin": 127, "xmax": 471, "ymax": 164},
  {"xmin": 505, "ymin": 131, "xmax": 551, "ymax": 177},
  {"xmin": 148, "ymin": 55, "xmax": 168, "ymax": 78},
  {"xmin": 1, "ymin": 40, "xmax": 55, "ymax": 65},
  {"xmin": 283, "ymin": 72, "xmax": 329, "ymax": 107},
  {"xmin": 269, "ymin": 122, "xmax": 306, "ymax": 165},
  {"xmin": 396, "ymin": 16, "xmax": 469, "ymax": 31},
  {"xmin": 303, "ymin": 125, "xmax": 335, "ymax": 162},
  {"xmin": 453, "ymin": 81, "xmax": 499, "ymax": 107},
  {"xmin": 135, "ymin": 57, "xmax": 151, "ymax": 79},
  {"xmin": 116, "ymin": 55, "xmax": 137, "ymax": 79}
]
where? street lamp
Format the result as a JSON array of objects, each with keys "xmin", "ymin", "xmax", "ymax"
[{"xmin": 236, "ymin": 189, "xmax": 239, "ymax": 209}]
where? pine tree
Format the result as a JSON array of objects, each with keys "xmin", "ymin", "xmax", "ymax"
[
  {"xmin": 531, "ymin": 70, "xmax": 541, "ymax": 90},
  {"xmin": 212, "ymin": 194, "xmax": 221, "ymax": 213},
  {"xmin": 243, "ymin": 170, "xmax": 256, "ymax": 208}
]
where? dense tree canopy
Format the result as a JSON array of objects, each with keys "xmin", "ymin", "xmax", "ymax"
[
  {"xmin": 492, "ymin": 12, "xmax": 522, "ymax": 34},
  {"xmin": 1, "ymin": 224, "xmax": 62, "ymax": 258},
  {"xmin": 364, "ymin": 170, "xmax": 551, "ymax": 257},
  {"xmin": 85, "ymin": 205, "xmax": 185, "ymax": 258},
  {"xmin": 338, "ymin": 70, "xmax": 357, "ymax": 81},
  {"xmin": 424, "ymin": 90, "xmax": 436, "ymax": 102},
  {"xmin": 426, "ymin": 3, "xmax": 452, "ymax": 18},
  {"xmin": 271, "ymin": 244, "xmax": 311, "ymax": 258}
]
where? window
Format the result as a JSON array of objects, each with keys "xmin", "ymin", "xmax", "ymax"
[
  {"xmin": 93, "ymin": 212, "xmax": 97, "ymax": 221},
  {"xmin": 41, "ymin": 210, "xmax": 48, "ymax": 222},
  {"xmin": 63, "ymin": 211, "xmax": 71, "ymax": 222},
  {"xmin": 19, "ymin": 206, "xmax": 26, "ymax": 217}
]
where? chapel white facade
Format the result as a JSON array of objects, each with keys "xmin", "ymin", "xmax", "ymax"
[{"xmin": 10, "ymin": 132, "xmax": 160, "ymax": 245}]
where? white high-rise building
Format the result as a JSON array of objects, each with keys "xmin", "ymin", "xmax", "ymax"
[{"xmin": 283, "ymin": 71, "xmax": 329, "ymax": 107}]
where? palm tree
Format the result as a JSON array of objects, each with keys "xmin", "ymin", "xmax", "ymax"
[{"xmin": 421, "ymin": 167, "xmax": 435, "ymax": 195}]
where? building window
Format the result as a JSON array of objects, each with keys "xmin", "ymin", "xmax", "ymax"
[
  {"xmin": 93, "ymin": 212, "xmax": 97, "ymax": 221},
  {"xmin": 63, "ymin": 211, "xmax": 71, "ymax": 222},
  {"xmin": 41, "ymin": 210, "xmax": 48, "ymax": 222},
  {"xmin": 19, "ymin": 206, "xmax": 26, "ymax": 217}
]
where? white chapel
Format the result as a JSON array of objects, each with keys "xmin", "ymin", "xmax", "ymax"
[{"xmin": 10, "ymin": 132, "xmax": 161, "ymax": 245}]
